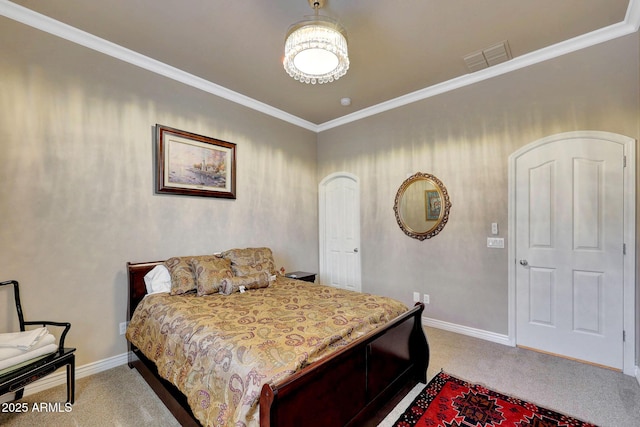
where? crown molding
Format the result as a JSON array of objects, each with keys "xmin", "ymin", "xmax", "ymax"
[
  {"xmin": 0, "ymin": 0, "xmax": 318, "ymax": 132},
  {"xmin": 627, "ymin": 0, "xmax": 640, "ymax": 30},
  {"xmin": 2, "ymin": 0, "xmax": 638, "ymax": 134},
  {"xmin": 319, "ymin": 0, "xmax": 640, "ymax": 131}
]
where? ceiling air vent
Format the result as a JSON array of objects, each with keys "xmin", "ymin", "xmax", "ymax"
[{"xmin": 463, "ymin": 40, "xmax": 512, "ymax": 72}]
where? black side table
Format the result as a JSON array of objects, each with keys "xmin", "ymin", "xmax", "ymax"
[{"xmin": 285, "ymin": 271, "xmax": 316, "ymax": 283}]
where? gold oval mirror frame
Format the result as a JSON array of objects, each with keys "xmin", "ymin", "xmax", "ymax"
[{"xmin": 393, "ymin": 172, "xmax": 452, "ymax": 240}]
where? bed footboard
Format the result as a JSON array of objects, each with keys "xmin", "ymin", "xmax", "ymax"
[{"xmin": 259, "ymin": 302, "xmax": 428, "ymax": 427}]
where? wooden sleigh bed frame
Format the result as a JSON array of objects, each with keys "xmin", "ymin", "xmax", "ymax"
[{"xmin": 127, "ymin": 261, "xmax": 429, "ymax": 427}]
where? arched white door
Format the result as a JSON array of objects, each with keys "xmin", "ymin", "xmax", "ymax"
[
  {"xmin": 508, "ymin": 131, "xmax": 635, "ymax": 374},
  {"xmin": 319, "ymin": 172, "xmax": 361, "ymax": 291}
]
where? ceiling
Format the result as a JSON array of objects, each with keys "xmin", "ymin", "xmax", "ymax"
[{"xmin": 3, "ymin": 1, "xmax": 638, "ymax": 130}]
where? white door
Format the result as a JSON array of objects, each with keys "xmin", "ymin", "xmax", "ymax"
[
  {"xmin": 319, "ymin": 173, "xmax": 361, "ymax": 291},
  {"xmin": 513, "ymin": 132, "xmax": 630, "ymax": 370}
]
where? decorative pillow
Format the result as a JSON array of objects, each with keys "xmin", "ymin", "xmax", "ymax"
[
  {"xmin": 190, "ymin": 256, "xmax": 233, "ymax": 296},
  {"xmin": 230, "ymin": 260, "xmax": 273, "ymax": 277},
  {"xmin": 143, "ymin": 265, "xmax": 172, "ymax": 295},
  {"xmin": 219, "ymin": 271, "xmax": 273, "ymax": 295},
  {"xmin": 164, "ymin": 255, "xmax": 215, "ymax": 295},
  {"xmin": 221, "ymin": 247, "xmax": 276, "ymax": 276}
]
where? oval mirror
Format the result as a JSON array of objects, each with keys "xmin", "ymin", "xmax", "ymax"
[{"xmin": 393, "ymin": 172, "xmax": 451, "ymax": 240}]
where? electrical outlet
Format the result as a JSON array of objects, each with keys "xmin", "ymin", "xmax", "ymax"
[
  {"xmin": 119, "ymin": 321, "xmax": 129, "ymax": 335},
  {"xmin": 413, "ymin": 292, "xmax": 420, "ymax": 303},
  {"xmin": 424, "ymin": 294, "xmax": 430, "ymax": 304}
]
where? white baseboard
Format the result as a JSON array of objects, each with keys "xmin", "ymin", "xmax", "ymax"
[
  {"xmin": 3, "ymin": 351, "xmax": 129, "ymax": 401},
  {"xmin": 422, "ymin": 316, "xmax": 512, "ymax": 347}
]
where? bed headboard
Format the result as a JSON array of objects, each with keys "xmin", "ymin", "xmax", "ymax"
[{"xmin": 127, "ymin": 261, "xmax": 164, "ymax": 320}]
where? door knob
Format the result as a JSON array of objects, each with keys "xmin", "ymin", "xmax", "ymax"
[
  {"xmin": 354, "ymin": 248, "xmax": 359, "ymax": 253},
  {"xmin": 519, "ymin": 259, "xmax": 528, "ymax": 266}
]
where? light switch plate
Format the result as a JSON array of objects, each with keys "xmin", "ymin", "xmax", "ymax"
[{"xmin": 487, "ymin": 237, "xmax": 504, "ymax": 248}]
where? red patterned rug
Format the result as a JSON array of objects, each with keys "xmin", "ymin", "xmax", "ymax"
[{"xmin": 392, "ymin": 371, "xmax": 597, "ymax": 427}]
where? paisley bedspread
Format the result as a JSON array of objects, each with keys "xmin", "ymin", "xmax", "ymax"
[{"xmin": 126, "ymin": 276, "xmax": 408, "ymax": 427}]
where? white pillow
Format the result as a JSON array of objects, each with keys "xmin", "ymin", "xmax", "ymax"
[{"xmin": 143, "ymin": 265, "xmax": 172, "ymax": 294}]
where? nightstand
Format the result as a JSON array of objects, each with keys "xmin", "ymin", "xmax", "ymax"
[{"xmin": 285, "ymin": 271, "xmax": 316, "ymax": 283}]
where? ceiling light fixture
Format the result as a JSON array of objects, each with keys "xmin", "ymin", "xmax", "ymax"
[{"xmin": 283, "ymin": 0, "xmax": 349, "ymax": 84}]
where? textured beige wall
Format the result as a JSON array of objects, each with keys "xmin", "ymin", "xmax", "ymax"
[
  {"xmin": 317, "ymin": 33, "xmax": 640, "ymax": 335},
  {"xmin": 0, "ymin": 19, "xmax": 318, "ymax": 366}
]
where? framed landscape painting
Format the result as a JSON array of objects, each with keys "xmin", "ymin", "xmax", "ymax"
[{"xmin": 156, "ymin": 124, "xmax": 236, "ymax": 199}]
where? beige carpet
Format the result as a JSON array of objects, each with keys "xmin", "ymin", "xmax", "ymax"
[
  {"xmin": 0, "ymin": 360, "xmax": 180, "ymax": 427},
  {"xmin": 1, "ymin": 327, "xmax": 639, "ymax": 426}
]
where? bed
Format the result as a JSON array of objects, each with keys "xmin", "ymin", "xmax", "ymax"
[{"xmin": 126, "ymin": 254, "xmax": 429, "ymax": 427}]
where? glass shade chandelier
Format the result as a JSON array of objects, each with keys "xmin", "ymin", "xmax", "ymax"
[{"xmin": 283, "ymin": 0, "xmax": 349, "ymax": 84}]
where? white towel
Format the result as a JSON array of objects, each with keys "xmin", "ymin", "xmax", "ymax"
[
  {"xmin": 0, "ymin": 332, "xmax": 56, "ymax": 361},
  {"xmin": 0, "ymin": 327, "xmax": 49, "ymax": 350},
  {"xmin": 0, "ymin": 343, "xmax": 58, "ymax": 372}
]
